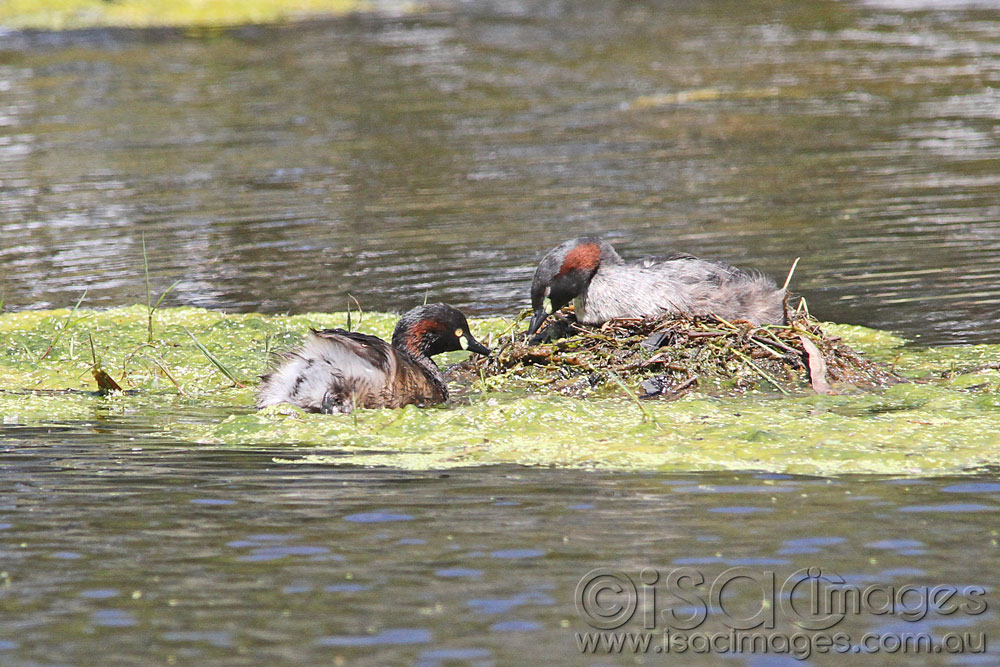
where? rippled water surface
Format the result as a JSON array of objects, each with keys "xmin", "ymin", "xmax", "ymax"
[
  {"xmin": 3, "ymin": 0, "xmax": 1000, "ymax": 664},
  {"xmin": 2, "ymin": 427, "xmax": 999, "ymax": 664},
  {"xmin": 3, "ymin": 0, "xmax": 1000, "ymax": 343}
]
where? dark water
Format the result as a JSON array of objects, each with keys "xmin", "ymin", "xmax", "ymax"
[
  {"xmin": 3, "ymin": 0, "xmax": 1000, "ymax": 343},
  {"xmin": 3, "ymin": 1, "xmax": 1000, "ymax": 664},
  {"xmin": 1, "ymin": 425, "xmax": 998, "ymax": 664}
]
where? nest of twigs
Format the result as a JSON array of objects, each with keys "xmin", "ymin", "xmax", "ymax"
[{"xmin": 456, "ymin": 312, "xmax": 904, "ymax": 399}]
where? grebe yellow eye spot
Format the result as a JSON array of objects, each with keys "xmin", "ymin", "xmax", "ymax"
[{"xmin": 455, "ymin": 328, "xmax": 464, "ymax": 338}]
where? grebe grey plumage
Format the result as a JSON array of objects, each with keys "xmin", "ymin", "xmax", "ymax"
[
  {"xmin": 257, "ymin": 303, "xmax": 490, "ymax": 414},
  {"xmin": 527, "ymin": 237, "xmax": 785, "ymax": 336}
]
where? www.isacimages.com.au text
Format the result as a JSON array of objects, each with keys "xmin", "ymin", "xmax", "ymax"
[{"xmin": 575, "ymin": 629, "xmax": 986, "ymax": 659}]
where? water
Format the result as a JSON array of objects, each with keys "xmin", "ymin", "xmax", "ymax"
[
  {"xmin": 3, "ymin": 0, "xmax": 1000, "ymax": 663},
  {"xmin": 3, "ymin": 0, "xmax": 1000, "ymax": 344},
  {"xmin": 2, "ymin": 428, "xmax": 998, "ymax": 663}
]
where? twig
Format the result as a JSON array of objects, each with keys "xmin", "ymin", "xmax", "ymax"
[
  {"xmin": 143, "ymin": 233, "xmax": 182, "ymax": 343},
  {"xmin": 781, "ymin": 257, "xmax": 800, "ymax": 323},
  {"xmin": 781, "ymin": 257, "xmax": 800, "ymax": 292},
  {"xmin": 668, "ymin": 375, "xmax": 699, "ymax": 395},
  {"xmin": 684, "ymin": 330, "xmax": 726, "ymax": 338},
  {"xmin": 795, "ymin": 296, "xmax": 810, "ymax": 319},
  {"xmin": 755, "ymin": 331, "xmax": 797, "ymax": 354},
  {"xmin": 748, "ymin": 337, "xmax": 785, "ymax": 359},
  {"xmin": 712, "ymin": 315, "xmax": 742, "ymax": 331}
]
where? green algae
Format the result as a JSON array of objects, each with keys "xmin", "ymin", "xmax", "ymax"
[
  {"xmin": 0, "ymin": 0, "xmax": 369, "ymax": 31},
  {"xmin": 2, "ymin": 306, "xmax": 999, "ymax": 476}
]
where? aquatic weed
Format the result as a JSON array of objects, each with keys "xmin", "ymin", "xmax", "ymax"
[{"xmin": 39, "ymin": 290, "xmax": 87, "ymax": 361}]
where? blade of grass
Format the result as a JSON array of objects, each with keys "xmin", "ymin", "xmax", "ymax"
[
  {"xmin": 143, "ymin": 354, "xmax": 187, "ymax": 395},
  {"xmin": 39, "ymin": 289, "xmax": 87, "ymax": 361},
  {"xmin": 148, "ymin": 279, "xmax": 181, "ymax": 343},
  {"xmin": 586, "ymin": 362, "xmax": 659, "ymax": 426},
  {"xmin": 122, "ymin": 342, "xmax": 155, "ymax": 379},
  {"xmin": 346, "ymin": 293, "xmax": 363, "ymax": 331},
  {"xmin": 182, "ymin": 326, "xmax": 247, "ymax": 388},
  {"xmin": 728, "ymin": 347, "xmax": 790, "ymax": 395},
  {"xmin": 142, "ymin": 232, "xmax": 151, "ymax": 314},
  {"xmin": 87, "ymin": 332, "xmax": 122, "ymax": 394}
]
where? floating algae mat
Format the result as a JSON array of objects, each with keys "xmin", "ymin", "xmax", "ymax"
[
  {"xmin": 0, "ymin": 0, "xmax": 368, "ymax": 31},
  {"xmin": 2, "ymin": 306, "xmax": 1000, "ymax": 475}
]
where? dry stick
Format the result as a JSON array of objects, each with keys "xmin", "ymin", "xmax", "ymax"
[
  {"xmin": 518, "ymin": 376, "xmax": 562, "ymax": 386},
  {"xmin": 796, "ymin": 296, "xmax": 811, "ymax": 319},
  {"xmin": 40, "ymin": 289, "xmax": 87, "ymax": 361},
  {"xmin": 794, "ymin": 321, "xmax": 826, "ymax": 343},
  {"xmin": 756, "ymin": 330, "xmax": 797, "ymax": 355},
  {"xmin": 781, "ymin": 257, "xmax": 801, "ymax": 292},
  {"xmin": 182, "ymin": 326, "xmax": 247, "ymax": 388},
  {"xmin": 685, "ymin": 330, "xmax": 726, "ymax": 338},
  {"xmin": 83, "ymin": 333, "xmax": 99, "ymax": 382},
  {"xmin": 781, "ymin": 256, "xmax": 801, "ymax": 323},
  {"xmin": 748, "ymin": 337, "xmax": 785, "ymax": 359},
  {"xmin": 477, "ymin": 364, "xmax": 488, "ymax": 395},
  {"xmin": 712, "ymin": 315, "xmax": 742, "ymax": 332},
  {"xmin": 373, "ymin": 406, "xmax": 409, "ymax": 432},
  {"xmin": 669, "ymin": 375, "xmax": 699, "ymax": 395},
  {"xmin": 492, "ymin": 314, "xmax": 529, "ymax": 357}
]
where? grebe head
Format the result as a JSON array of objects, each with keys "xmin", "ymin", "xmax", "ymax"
[
  {"xmin": 392, "ymin": 303, "xmax": 491, "ymax": 359},
  {"xmin": 528, "ymin": 237, "xmax": 606, "ymax": 337}
]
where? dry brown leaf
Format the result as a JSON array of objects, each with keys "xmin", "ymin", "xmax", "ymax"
[
  {"xmin": 799, "ymin": 335, "xmax": 834, "ymax": 395},
  {"xmin": 92, "ymin": 367, "xmax": 123, "ymax": 394}
]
